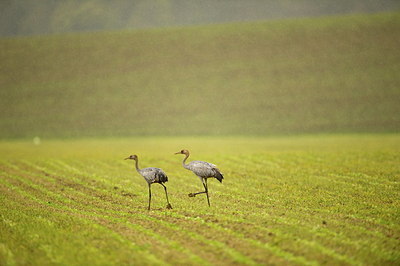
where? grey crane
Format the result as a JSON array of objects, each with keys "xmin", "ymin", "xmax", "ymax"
[
  {"xmin": 175, "ymin": 149, "xmax": 223, "ymax": 206},
  {"xmin": 125, "ymin": 154, "xmax": 172, "ymax": 210}
]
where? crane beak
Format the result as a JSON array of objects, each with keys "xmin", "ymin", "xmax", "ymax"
[
  {"xmin": 124, "ymin": 157, "xmax": 130, "ymax": 160},
  {"xmin": 174, "ymin": 151, "xmax": 181, "ymax": 155}
]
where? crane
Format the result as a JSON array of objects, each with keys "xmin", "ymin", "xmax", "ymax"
[
  {"xmin": 175, "ymin": 149, "xmax": 223, "ymax": 206},
  {"xmin": 125, "ymin": 154, "xmax": 172, "ymax": 210}
]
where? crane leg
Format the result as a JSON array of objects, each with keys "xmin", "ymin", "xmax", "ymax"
[
  {"xmin": 204, "ymin": 178, "xmax": 210, "ymax": 207},
  {"xmin": 188, "ymin": 191, "xmax": 206, "ymax": 197},
  {"xmin": 148, "ymin": 184, "xmax": 151, "ymax": 210},
  {"xmin": 188, "ymin": 179, "xmax": 210, "ymax": 206},
  {"xmin": 160, "ymin": 183, "xmax": 172, "ymax": 209}
]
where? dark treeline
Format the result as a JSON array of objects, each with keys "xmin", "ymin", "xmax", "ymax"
[{"xmin": 1, "ymin": 0, "xmax": 400, "ymax": 36}]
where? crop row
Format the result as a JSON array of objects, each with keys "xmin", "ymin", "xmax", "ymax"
[{"xmin": 1, "ymin": 152, "xmax": 399, "ymax": 265}]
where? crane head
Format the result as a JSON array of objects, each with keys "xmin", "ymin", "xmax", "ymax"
[
  {"xmin": 175, "ymin": 149, "xmax": 189, "ymax": 155},
  {"xmin": 124, "ymin": 154, "xmax": 138, "ymax": 160}
]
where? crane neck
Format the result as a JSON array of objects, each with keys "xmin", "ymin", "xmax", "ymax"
[
  {"xmin": 182, "ymin": 153, "xmax": 190, "ymax": 168},
  {"xmin": 133, "ymin": 159, "xmax": 140, "ymax": 172}
]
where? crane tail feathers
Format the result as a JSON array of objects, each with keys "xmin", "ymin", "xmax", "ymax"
[
  {"xmin": 215, "ymin": 171, "xmax": 224, "ymax": 183},
  {"xmin": 157, "ymin": 172, "xmax": 168, "ymax": 183}
]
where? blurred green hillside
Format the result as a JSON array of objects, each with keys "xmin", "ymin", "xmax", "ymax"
[{"xmin": 1, "ymin": 12, "xmax": 399, "ymax": 138}]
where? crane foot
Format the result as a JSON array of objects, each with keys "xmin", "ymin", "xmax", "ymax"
[
  {"xmin": 188, "ymin": 193, "xmax": 196, "ymax": 197},
  {"xmin": 166, "ymin": 203, "xmax": 173, "ymax": 209}
]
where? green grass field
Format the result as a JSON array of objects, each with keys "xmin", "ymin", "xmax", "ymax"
[{"xmin": 1, "ymin": 135, "xmax": 399, "ymax": 265}]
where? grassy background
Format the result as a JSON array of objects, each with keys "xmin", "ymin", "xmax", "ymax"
[
  {"xmin": 1, "ymin": 135, "xmax": 399, "ymax": 265},
  {"xmin": 1, "ymin": 12, "xmax": 400, "ymax": 138}
]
